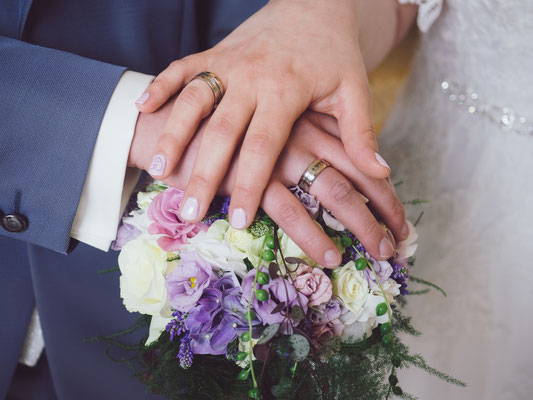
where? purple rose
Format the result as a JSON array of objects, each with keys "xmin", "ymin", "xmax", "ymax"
[
  {"xmin": 165, "ymin": 251, "xmax": 215, "ymax": 313},
  {"xmin": 111, "ymin": 222, "xmax": 141, "ymax": 251},
  {"xmin": 241, "ymin": 267, "xmax": 309, "ymax": 334},
  {"xmin": 362, "ymin": 253, "xmax": 393, "ymax": 288},
  {"xmin": 147, "ymin": 187, "xmax": 207, "ymax": 251}
]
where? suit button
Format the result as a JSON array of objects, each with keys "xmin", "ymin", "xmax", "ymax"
[{"xmin": 2, "ymin": 213, "xmax": 29, "ymax": 233}]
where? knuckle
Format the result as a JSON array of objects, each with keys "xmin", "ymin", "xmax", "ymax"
[
  {"xmin": 189, "ymin": 174, "xmax": 210, "ymax": 191},
  {"xmin": 245, "ymin": 133, "xmax": 272, "ymax": 157},
  {"xmin": 362, "ymin": 218, "xmax": 381, "ymax": 239},
  {"xmin": 179, "ymin": 84, "xmax": 205, "ymax": 108},
  {"xmin": 330, "ymin": 179, "xmax": 354, "ymax": 206},
  {"xmin": 208, "ymin": 115, "xmax": 235, "ymax": 141},
  {"xmin": 233, "ymin": 184, "xmax": 255, "ymax": 201},
  {"xmin": 159, "ymin": 132, "xmax": 184, "ymax": 150},
  {"xmin": 390, "ymin": 200, "xmax": 406, "ymax": 223},
  {"xmin": 298, "ymin": 232, "xmax": 319, "ymax": 251},
  {"xmin": 277, "ymin": 203, "xmax": 304, "ymax": 225}
]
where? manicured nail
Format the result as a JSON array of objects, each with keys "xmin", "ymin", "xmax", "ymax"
[
  {"xmin": 231, "ymin": 208, "xmax": 247, "ymax": 230},
  {"xmin": 401, "ymin": 221, "xmax": 409, "ymax": 239},
  {"xmin": 135, "ymin": 92, "xmax": 149, "ymax": 105},
  {"xmin": 359, "ymin": 193, "xmax": 370, "ymax": 203},
  {"xmin": 148, "ymin": 154, "xmax": 166, "ymax": 176},
  {"xmin": 379, "ymin": 237, "xmax": 394, "ymax": 259},
  {"xmin": 375, "ymin": 152, "xmax": 391, "ymax": 170},
  {"xmin": 181, "ymin": 197, "xmax": 199, "ymax": 221},
  {"xmin": 324, "ymin": 249, "xmax": 341, "ymax": 267}
]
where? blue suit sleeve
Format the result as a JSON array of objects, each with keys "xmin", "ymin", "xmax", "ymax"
[{"xmin": 0, "ymin": 36, "xmax": 126, "ymax": 253}]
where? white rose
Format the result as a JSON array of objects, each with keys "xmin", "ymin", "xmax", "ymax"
[
  {"xmin": 276, "ymin": 228, "xmax": 316, "ymax": 269},
  {"xmin": 332, "ymin": 261, "xmax": 369, "ymax": 314},
  {"xmin": 183, "ymin": 229, "xmax": 248, "ymax": 277},
  {"xmin": 339, "ymin": 310, "xmax": 373, "ymax": 342},
  {"xmin": 146, "ymin": 314, "xmax": 173, "ymax": 346},
  {"xmin": 137, "ymin": 189, "xmax": 163, "ymax": 211},
  {"xmin": 118, "ymin": 236, "xmax": 177, "ymax": 315},
  {"xmin": 322, "ymin": 209, "xmax": 346, "ymax": 231},
  {"xmin": 225, "ymin": 226, "xmax": 254, "ymax": 253}
]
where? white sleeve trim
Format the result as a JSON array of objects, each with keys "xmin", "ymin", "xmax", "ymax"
[
  {"xmin": 71, "ymin": 70, "xmax": 154, "ymax": 251},
  {"xmin": 399, "ymin": 0, "xmax": 443, "ymax": 33}
]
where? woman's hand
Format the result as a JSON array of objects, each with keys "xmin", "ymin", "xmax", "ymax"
[
  {"xmin": 131, "ymin": 104, "xmax": 407, "ymax": 266},
  {"xmin": 135, "ymin": 0, "xmax": 405, "ymax": 231}
]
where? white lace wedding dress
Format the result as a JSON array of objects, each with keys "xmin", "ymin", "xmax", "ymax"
[{"xmin": 381, "ymin": 1, "xmax": 533, "ymax": 399}]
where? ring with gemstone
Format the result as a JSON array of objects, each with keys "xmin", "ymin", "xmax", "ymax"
[
  {"xmin": 298, "ymin": 159, "xmax": 330, "ymax": 193},
  {"xmin": 190, "ymin": 71, "xmax": 225, "ymax": 111}
]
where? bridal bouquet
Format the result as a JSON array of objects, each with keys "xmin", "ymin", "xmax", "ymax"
[{"xmin": 101, "ymin": 180, "xmax": 457, "ymax": 400}]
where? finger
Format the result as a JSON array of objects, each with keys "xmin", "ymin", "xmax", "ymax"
[
  {"xmin": 228, "ymin": 101, "xmax": 302, "ymax": 230},
  {"xmin": 309, "ymin": 167, "xmax": 394, "ymax": 260},
  {"xmin": 306, "ymin": 126, "xmax": 407, "ymax": 241},
  {"xmin": 178, "ymin": 91, "xmax": 255, "ymax": 222},
  {"xmin": 135, "ymin": 53, "xmax": 209, "ymax": 112},
  {"xmin": 147, "ymin": 78, "xmax": 217, "ymax": 180},
  {"xmin": 284, "ymin": 117, "xmax": 407, "ymax": 241},
  {"xmin": 261, "ymin": 180, "xmax": 342, "ymax": 268},
  {"xmin": 337, "ymin": 75, "xmax": 391, "ymax": 179}
]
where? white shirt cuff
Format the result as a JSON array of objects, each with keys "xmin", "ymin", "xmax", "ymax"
[{"xmin": 71, "ymin": 70, "xmax": 154, "ymax": 251}]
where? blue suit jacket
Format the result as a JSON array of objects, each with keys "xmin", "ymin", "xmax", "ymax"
[{"xmin": 0, "ymin": 1, "xmax": 266, "ymax": 398}]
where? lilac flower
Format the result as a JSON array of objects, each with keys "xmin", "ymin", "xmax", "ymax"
[
  {"xmin": 363, "ymin": 253, "xmax": 393, "ymax": 288},
  {"xmin": 392, "ymin": 263, "xmax": 409, "ymax": 295},
  {"xmin": 241, "ymin": 267, "xmax": 309, "ymax": 334},
  {"xmin": 341, "ymin": 232, "xmax": 365, "ymax": 264},
  {"xmin": 111, "ymin": 222, "xmax": 141, "ymax": 251},
  {"xmin": 165, "ymin": 251, "xmax": 216, "ymax": 313},
  {"xmin": 178, "ymin": 332, "xmax": 194, "ymax": 369},
  {"xmin": 204, "ymin": 196, "xmax": 231, "ymax": 225},
  {"xmin": 309, "ymin": 297, "xmax": 345, "ymax": 325},
  {"xmin": 166, "ymin": 310, "xmax": 187, "ymax": 342},
  {"xmin": 289, "ymin": 186, "xmax": 320, "ymax": 218},
  {"xmin": 185, "ymin": 274, "xmax": 257, "ymax": 355}
]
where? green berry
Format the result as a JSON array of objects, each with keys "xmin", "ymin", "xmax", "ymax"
[
  {"xmin": 388, "ymin": 374, "xmax": 399, "ymax": 386},
  {"xmin": 245, "ymin": 310, "xmax": 256, "ymax": 321},
  {"xmin": 255, "ymin": 289, "xmax": 269, "ymax": 301},
  {"xmin": 262, "ymin": 249, "xmax": 275, "ymax": 262},
  {"xmin": 257, "ymin": 271, "xmax": 270, "ymax": 285},
  {"xmin": 341, "ymin": 235, "xmax": 352, "ymax": 247},
  {"xmin": 355, "ymin": 257, "xmax": 368, "ymax": 271},
  {"xmin": 392, "ymin": 354, "xmax": 401, "ymax": 368},
  {"xmin": 382, "ymin": 334, "xmax": 393, "ymax": 346},
  {"xmin": 235, "ymin": 352, "xmax": 248, "ymax": 361},
  {"xmin": 248, "ymin": 387, "xmax": 259, "ymax": 398},
  {"xmin": 265, "ymin": 235, "xmax": 275, "ymax": 249},
  {"xmin": 376, "ymin": 302, "xmax": 388, "ymax": 316},
  {"xmin": 380, "ymin": 322, "xmax": 392, "ymax": 335},
  {"xmin": 238, "ymin": 369, "xmax": 250, "ymax": 380},
  {"xmin": 392, "ymin": 386, "xmax": 403, "ymax": 396},
  {"xmin": 241, "ymin": 331, "xmax": 251, "ymax": 342}
]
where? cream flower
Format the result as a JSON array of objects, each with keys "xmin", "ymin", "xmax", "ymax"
[
  {"xmin": 137, "ymin": 190, "xmax": 162, "ymax": 211},
  {"xmin": 396, "ymin": 220, "xmax": 418, "ymax": 263},
  {"xmin": 235, "ymin": 338, "xmax": 258, "ymax": 368},
  {"xmin": 276, "ymin": 228, "xmax": 316, "ymax": 269},
  {"xmin": 146, "ymin": 314, "xmax": 172, "ymax": 346},
  {"xmin": 332, "ymin": 261, "xmax": 369, "ymax": 314},
  {"xmin": 118, "ymin": 236, "xmax": 177, "ymax": 316}
]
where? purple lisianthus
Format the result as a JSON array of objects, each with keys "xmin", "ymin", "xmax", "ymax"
[
  {"xmin": 185, "ymin": 274, "xmax": 257, "ymax": 355},
  {"xmin": 362, "ymin": 253, "xmax": 393, "ymax": 288},
  {"xmin": 111, "ymin": 222, "xmax": 141, "ymax": 251},
  {"xmin": 309, "ymin": 297, "xmax": 345, "ymax": 325},
  {"xmin": 166, "ymin": 251, "xmax": 215, "ymax": 313},
  {"xmin": 289, "ymin": 186, "xmax": 320, "ymax": 218},
  {"xmin": 147, "ymin": 187, "xmax": 207, "ymax": 251},
  {"xmin": 241, "ymin": 267, "xmax": 309, "ymax": 334}
]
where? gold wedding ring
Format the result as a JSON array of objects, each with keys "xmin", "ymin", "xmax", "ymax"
[
  {"xmin": 190, "ymin": 71, "xmax": 225, "ymax": 111},
  {"xmin": 298, "ymin": 159, "xmax": 330, "ymax": 193}
]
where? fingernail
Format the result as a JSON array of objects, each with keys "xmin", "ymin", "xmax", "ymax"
[
  {"xmin": 324, "ymin": 249, "xmax": 341, "ymax": 267},
  {"xmin": 231, "ymin": 208, "xmax": 247, "ymax": 230},
  {"xmin": 181, "ymin": 197, "xmax": 199, "ymax": 221},
  {"xmin": 379, "ymin": 237, "xmax": 394, "ymax": 259},
  {"xmin": 401, "ymin": 221, "xmax": 409, "ymax": 239},
  {"xmin": 148, "ymin": 154, "xmax": 166, "ymax": 176},
  {"xmin": 359, "ymin": 193, "xmax": 370, "ymax": 203},
  {"xmin": 375, "ymin": 152, "xmax": 391, "ymax": 170},
  {"xmin": 135, "ymin": 92, "xmax": 149, "ymax": 105}
]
